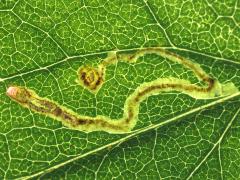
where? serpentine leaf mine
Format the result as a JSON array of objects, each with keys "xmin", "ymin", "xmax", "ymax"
[{"xmin": 7, "ymin": 48, "xmax": 239, "ymax": 134}]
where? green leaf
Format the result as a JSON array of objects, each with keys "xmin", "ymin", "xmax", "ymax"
[{"xmin": 0, "ymin": 0, "xmax": 240, "ymax": 179}]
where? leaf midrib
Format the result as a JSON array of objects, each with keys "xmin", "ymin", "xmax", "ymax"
[
  {"xmin": 1, "ymin": 6, "xmax": 240, "ymax": 82},
  {"xmin": 1, "ymin": 45, "xmax": 240, "ymax": 83},
  {"xmin": 18, "ymin": 92, "xmax": 240, "ymax": 180}
]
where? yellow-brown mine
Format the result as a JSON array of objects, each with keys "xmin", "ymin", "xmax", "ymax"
[
  {"xmin": 76, "ymin": 51, "xmax": 119, "ymax": 93},
  {"xmin": 77, "ymin": 65, "xmax": 104, "ymax": 93},
  {"xmin": 7, "ymin": 47, "xmax": 239, "ymax": 134}
]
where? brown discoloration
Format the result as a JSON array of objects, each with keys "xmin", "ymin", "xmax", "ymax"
[
  {"xmin": 128, "ymin": 108, "xmax": 134, "ymax": 120},
  {"xmin": 137, "ymin": 84, "xmax": 167, "ymax": 98},
  {"xmin": 135, "ymin": 83, "xmax": 207, "ymax": 102},
  {"xmin": 207, "ymin": 78, "xmax": 215, "ymax": 90},
  {"xmin": 92, "ymin": 119, "xmax": 125, "ymax": 131},
  {"xmin": 28, "ymin": 101, "xmax": 50, "ymax": 113},
  {"xmin": 95, "ymin": 77, "xmax": 102, "ymax": 86},
  {"xmin": 125, "ymin": 107, "xmax": 134, "ymax": 124},
  {"xmin": 61, "ymin": 112, "xmax": 82, "ymax": 127},
  {"xmin": 105, "ymin": 122, "xmax": 125, "ymax": 131},
  {"xmin": 81, "ymin": 72, "xmax": 87, "ymax": 83},
  {"xmin": 151, "ymin": 48, "xmax": 210, "ymax": 82},
  {"xmin": 37, "ymin": 99, "xmax": 57, "ymax": 110},
  {"xmin": 129, "ymin": 54, "xmax": 136, "ymax": 61},
  {"xmin": 78, "ymin": 66, "xmax": 104, "ymax": 92},
  {"xmin": 53, "ymin": 107, "xmax": 62, "ymax": 116},
  {"xmin": 75, "ymin": 118, "xmax": 95, "ymax": 125},
  {"xmin": 62, "ymin": 112, "xmax": 74, "ymax": 121},
  {"xmin": 20, "ymin": 89, "xmax": 32, "ymax": 103}
]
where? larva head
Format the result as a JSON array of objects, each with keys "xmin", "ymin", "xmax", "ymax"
[
  {"xmin": 78, "ymin": 66, "xmax": 103, "ymax": 91},
  {"xmin": 6, "ymin": 86, "xmax": 31, "ymax": 103}
]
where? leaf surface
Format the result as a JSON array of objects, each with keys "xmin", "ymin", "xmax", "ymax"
[{"xmin": 0, "ymin": 0, "xmax": 240, "ymax": 179}]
